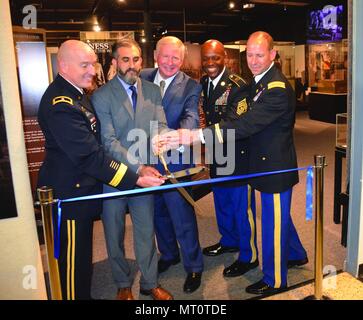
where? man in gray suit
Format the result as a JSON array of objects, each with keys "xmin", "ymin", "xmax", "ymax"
[{"xmin": 91, "ymin": 39, "xmax": 173, "ymax": 300}]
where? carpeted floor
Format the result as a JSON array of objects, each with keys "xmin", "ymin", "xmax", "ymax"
[{"xmin": 90, "ymin": 111, "xmax": 347, "ymax": 300}]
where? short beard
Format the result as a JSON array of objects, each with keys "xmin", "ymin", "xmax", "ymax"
[{"xmin": 117, "ymin": 68, "xmax": 139, "ymax": 85}]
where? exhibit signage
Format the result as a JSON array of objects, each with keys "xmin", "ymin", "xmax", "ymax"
[{"xmin": 0, "ymin": 85, "xmax": 17, "ymax": 219}]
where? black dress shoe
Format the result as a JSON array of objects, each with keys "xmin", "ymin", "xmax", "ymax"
[
  {"xmin": 202, "ymin": 243, "xmax": 239, "ymax": 256},
  {"xmin": 245, "ymin": 279, "xmax": 287, "ymax": 295},
  {"xmin": 158, "ymin": 257, "xmax": 181, "ymax": 273},
  {"xmin": 183, "ymin": 272, "xmax": 202, "ymax": 293},
  {"xmin": 223, "ymin": 260, "xmax": 259, "ymax": 277},
  {"xmin": 287, "ymin": 257, "xmax": 308, "ymax": 269}
]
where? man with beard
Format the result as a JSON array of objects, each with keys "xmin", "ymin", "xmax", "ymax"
[{"xmin": 91, "ymin": 39, "xmax": 173, "ymax": 300}]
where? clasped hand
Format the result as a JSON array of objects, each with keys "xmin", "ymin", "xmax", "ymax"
[
  {"xmin": 136, "ymin": 165, "xmax": 165, "ymax": 187},
  {"xmin": 151, "ymin": 129, "xmax": 200, "ymax": 155}
]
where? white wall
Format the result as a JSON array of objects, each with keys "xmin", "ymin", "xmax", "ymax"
[
  {"xmin": 0, "ymin": 0, "xmax": 46, "ymax": 299},
  {"xmin": 347, "ymin": 0, "xmax": 363, "ymax": 277}
]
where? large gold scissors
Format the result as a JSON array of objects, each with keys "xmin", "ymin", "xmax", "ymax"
[{"xmin": 158, "ymin": 154, "xmax": 200, "ymax": 211}]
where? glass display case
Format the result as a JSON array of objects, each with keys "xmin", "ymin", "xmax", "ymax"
[
  {"xmin": 308, "ymin": 40, "xmax": 348, "ymax": 93},
  {"xmin": 336, "ymin": 113, "xmax": 347, "ymax": 149}
]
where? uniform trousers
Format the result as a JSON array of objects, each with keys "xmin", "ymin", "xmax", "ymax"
[
  {"xmin": 260, "ymin": 188, "xmax": 307, "ymax": 288},
  {"xmin": 56, "ymin": 199, "xmax": 99, "ymax": 300},
  {"xmin": 212, "ymin": 184, "xmax": 257, "ymax": 262}
]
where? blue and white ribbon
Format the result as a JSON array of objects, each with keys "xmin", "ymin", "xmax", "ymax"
[{"xmin": 53, "ymin": 166, "xmax": 313, "ymax": 259}]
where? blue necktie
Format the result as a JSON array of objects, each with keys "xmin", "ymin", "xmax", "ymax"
[{"xmin": 129, "ymin": 85, "xmax": 137, "ymax": 112}]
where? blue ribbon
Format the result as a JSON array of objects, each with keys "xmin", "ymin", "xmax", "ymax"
[
  {"xmin": 55, "ymin": 200, "xmax": 63, "ymax": 259},
  {"xmin": 305, "ymin": 166, "xmax": 314, "ymax": 221},
  {"xmin": 53, "ymin": 166, "xmax": 313, "ymax": 259}
]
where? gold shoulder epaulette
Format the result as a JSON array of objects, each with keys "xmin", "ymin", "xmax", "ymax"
[
  {"xmin": 52, "ymin": 96, "xmax": 73, "ymax": 106},
  {"xmin": 229, "ymin": 74, "xmax": 247, "ymax": 88},
  {"xmin": 267, "ymin": 81, "xmax": 286, "ymax": 90}
]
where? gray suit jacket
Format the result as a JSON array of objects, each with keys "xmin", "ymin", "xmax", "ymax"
[{"xmin": 91, "ymin": 76, "xmax": 168, "ymax": 173}]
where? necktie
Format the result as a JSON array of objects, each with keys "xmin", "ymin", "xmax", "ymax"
[
  {"xmin": 129, "ymin": 85, "xmax": 137, "ymax": 112},
  {"xmin": 159, "ymin": 80, "xmax": 166, "ymax": 98},
  {"xmin": 208, "ymin": 81, "xmax": 214, "ymax": 99}
]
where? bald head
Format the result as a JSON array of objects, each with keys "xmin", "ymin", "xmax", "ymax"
[
  {"xmin": 246, "ymin": 31, "xmax": 276, "ymax": 76},
  {"xmin": 201, "ymin": 39, "xmax": 226, "ymax": 79},
  {"xmin": 57, "ymin": 40, "xmax": 97, "ymax": 89},
  {"xmin": 247, "ymin": 31, "xmax": 274, "ymax": 50},
  {"xmin": 201, "ymin": 39, "xmax": 225, "ymax": 57}
]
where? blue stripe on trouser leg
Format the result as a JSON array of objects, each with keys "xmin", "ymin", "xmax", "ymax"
[
  {"xmin": 288, "ymin": 215, "xmax": 307, "ymax": 261},
  {"xmin": 212, "ymin": 185, "xmax": 240, "ymax": 247},
  {"xmin": 261, "ymin": 189, "xmax": 293, "ymax": 288},
  {"xmin": 236, "ymin": 185, "xmax": 258, "ymax": 263}
]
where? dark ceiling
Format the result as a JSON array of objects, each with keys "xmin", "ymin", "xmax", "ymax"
[{"xmin": 10, "ymin": 0, "xmax": 346, "ymax": 47}]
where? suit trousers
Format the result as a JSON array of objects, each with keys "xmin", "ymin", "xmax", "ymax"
[
  {"xmin": 101, "ymin": 185, "xmax": 158, "ymax": 290},
  {"xmin": 154, "ymin": 189, "xmax": 203, "ymax": 273}
]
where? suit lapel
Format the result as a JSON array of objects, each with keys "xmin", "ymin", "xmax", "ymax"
[
  {"xmin": 251, "ymin": 65, "xmax": 276, "ymax": 104},
  {"xmin": 134, "ymin": 78, "xmax": 145, "ymax": 118},
  {"xmin": 162, "ymin": 71, "xmax": 183, "ymax": 110},
  {"xmin": 110, "ymin": 77, "xmax": 134, "ymax": 119}
]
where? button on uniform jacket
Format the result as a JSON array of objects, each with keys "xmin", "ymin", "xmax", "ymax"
[{"xmin": 201, "ymin": 69, "xmax": 250, "ymax": 182}]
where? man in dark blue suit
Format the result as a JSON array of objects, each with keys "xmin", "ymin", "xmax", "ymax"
[{"xmin": 140, "ymin": 36, "xmax": 203, "ymax": 294}]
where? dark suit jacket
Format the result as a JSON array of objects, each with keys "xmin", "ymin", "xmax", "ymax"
[
  {"xmin": 201, "ymin": 69, "xmax": 250, "ymax": 181},
  {"xmin": 140, "ymin": 68, "xmax": 201, "ymax": 173},
  {"xmin": 213, "ymin": 64, "xmax": 299, "ymax": 193},
  {"xmin": 37, "ymin": 75, "xmax": 138, "ymax": 218}
]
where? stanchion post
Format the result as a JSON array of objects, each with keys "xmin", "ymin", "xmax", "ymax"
[
  {"xmin": 304, "ymin": 155, "xmax": 330, "ymax": 300},
  {"xmin": 37, "ymin": 186, "xmax": 62, "ymax": 300}
]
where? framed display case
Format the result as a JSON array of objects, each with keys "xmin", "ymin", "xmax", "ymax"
[
  {"xmin": 336, "ymin": 113, "xmax": 347, "ymax": 149},
  {"xmin": 307, "ymin": 40, "xmax": 348, "ymax": 93}
]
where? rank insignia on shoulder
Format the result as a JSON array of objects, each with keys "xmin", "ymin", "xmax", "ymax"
[
  {"xmin": 267, "ymin": 81, "xmax": 286, "ymax": 90},
  {"xmin": 229, "ymin": 74, "xmax": 246, "ymax": 87},
  {"xmin": 52, "ymin": 96, "xmax": 73, "ymax": 106},
  {"xmin": 237, "ymin": 98, "xmax": 248, "ymax": 115}
]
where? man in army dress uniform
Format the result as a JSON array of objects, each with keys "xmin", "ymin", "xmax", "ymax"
[
  {"xmin": 200, "ymin": 40, "xmax": 258, "ymax": 277},
  {"xmin": 37, "ymin": 40, "xmax": 166, "ymax": 300},
  {"xmin": 161, "ymin": 32, "xmax": 308, "ymax": 295}
]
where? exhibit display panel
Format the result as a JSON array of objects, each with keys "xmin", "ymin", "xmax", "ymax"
[
  {"xmin": 307, "ymin": 40, "xmax": 348, "ymax": 93},
  {"xmin": 336, "ymin": 113, "xmax": 347, "ymax": 149}
]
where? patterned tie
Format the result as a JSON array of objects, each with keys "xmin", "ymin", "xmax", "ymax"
[
  {"xmin": 159, "ymin": 80, "xmax": 166, "ymax": 98},
  {"xmin": 129, "ymin": 85, "xmax": 137, "ymax": 112}
]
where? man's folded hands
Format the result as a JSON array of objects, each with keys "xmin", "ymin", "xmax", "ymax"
[{"xmin": 151, "ymin": 129, "xmax": 201, "ymax": 155}]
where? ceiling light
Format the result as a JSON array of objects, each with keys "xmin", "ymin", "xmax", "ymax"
[
  {"xmin": 243, "ymin": 3, "xmax": 255, "ymax": 9},
  {"xmin": 229, "ymin": 2, "xmax": 235, "ymax": 9}
]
